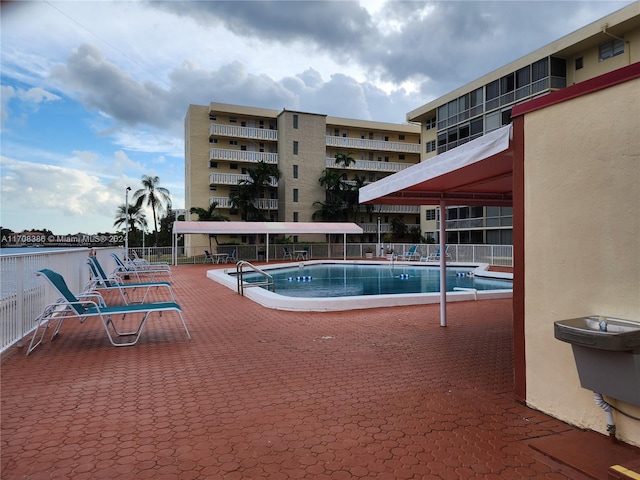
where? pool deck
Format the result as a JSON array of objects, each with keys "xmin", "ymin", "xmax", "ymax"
[{"xmin": 2, "ymin": 263, "xmax": 639, "ymax": 479}]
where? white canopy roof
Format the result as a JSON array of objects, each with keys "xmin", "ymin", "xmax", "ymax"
[
  {"xmin": 359, "ymin": 125, "xmax": 513, "ymax": 207},
  {"xmin": 173, "ymin": 221, "xmax": 363, "ymax": 235}
]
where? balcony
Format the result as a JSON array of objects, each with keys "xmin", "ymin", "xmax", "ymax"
[
  {"xmin": 326, "ymin": 158, "xmax": 413, "ymax": 174},
  {"xmin": 359, "ymin": 223, "xmax": 420, "ymax": 234},
  {"xmin": 209, "ymin": 173, "xmax": 278, "ymax": 187},
  {"xmin": 209, "ymin": 196, "xmax": 278, "ymax": 210},
  {"xmin": 210, "ymin": 123, "xmax": 278, "ymax": 141},
  {"xmin": 210, "ymin": 148, "xmax": 278, "ymax": 165},
  {"xmin": 326, "ymin": 136, "xmax": 420, "ymax": 154},
  {"xmin": 359, "ymin": 204, "xmax": 420, "ymax": 214}
]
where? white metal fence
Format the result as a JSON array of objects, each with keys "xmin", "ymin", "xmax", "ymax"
[
  {"xmin": 0, "ymin": 247, "xmax": 121, "ymax": 353},
  {"xmin": 1, "ymin": 244, "xmax": 512, "ymax": 354}
]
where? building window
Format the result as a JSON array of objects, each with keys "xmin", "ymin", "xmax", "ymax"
[
  {"xmin": 209, "ymin": 138, "xmax": 217, "ymax": 144},
  {"xmin": 293, "ymin": 165, "xmax": 298, "ymax": 179},
  {"xmin": 240, "ymin": 145, "xmax": 247, "ymax": 151},
  {"xmin": 229, "ymin": 117, "xmax": 237, "ymax": 123},
  {"xmin": 398, "ymin": 154, "xmax": 405, "ymax": 160},
  {"xmin": 230, "ymin": 163, "xmax": 238, "ymax": 170},
  {"xmin": 426, "ymin": 140, "xmax": 436, "ymax": 153},
  {"xmin": 575, "ymin": 57, "xmax": 583, "ymax": 70},
  {"xmin": 293, "ymin": 213, "xmax": 298, "ymax": 222},
  {"xmin": 209, "ymin": 185, "xmax": 217, "ymax": 191},
  {"xmin": 599, "ymin": 39, "xmax": 625, "ymax": 61},
  {"xmin": 229, "ymin": 140, "xmax": 238, "ymax": 146},
  {"xmin": 209, "ymin": 161, "xmax": 218, "ymax": 168},
  {"xmin": 334, "ymin": 128, "xmax": 339, "ymax": 136},
  {"xmin": 293, "ymin": 141, "xmax": 298, "ymax": 155},
  {"xmin": 293, "ymin": 188, "xmax": 298, "ymax": 202},
  {"xmin": 209, "ymin": 114, "xmax": 217, "ymax": 121},
  {"xmin": 241, "ymin": 121, "xmax": 246, "ymax": 127},
  {"xmin": 425, "ymin": 209, "xmax": 436, "ymax": 221},
  {"xmin": 426, "ymin": 118, "xmax": 436, "ymax": 130},
  {"xmin": 399, "ymin": 134, "xmax": 405, "ymax": 140},
  {"xmin": 259, "ymin": 143, "xmax": 264, "ymax": 152},
  {"xmin": 293, "ymin": 114, "xmax": 298, "ymax": 129},
  {"xmin": 259, "ymin": 120, "xmax": 264, "ymax": 128}
]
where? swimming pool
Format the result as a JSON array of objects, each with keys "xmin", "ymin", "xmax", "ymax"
[{"xmin": 207, "ymin": 260, "xmax": 513, "ymax": 312}]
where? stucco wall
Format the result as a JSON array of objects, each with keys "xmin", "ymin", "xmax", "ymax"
[{"xmin": 523, "ymin": 78, "xmax": 640, "ymax": 445}]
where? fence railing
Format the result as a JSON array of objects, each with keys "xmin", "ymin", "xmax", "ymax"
[
  {"xmin": 1, "ymin": 244, "xmax": 512, "ymax": 354},
  {"xmin": 0, "ymin": 247, "xmax": 122, "ymax": 354}
]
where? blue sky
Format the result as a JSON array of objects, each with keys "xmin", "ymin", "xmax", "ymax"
[{"xmin": 1, "ymin": 0, "xmax": 634, "ymax": 235}]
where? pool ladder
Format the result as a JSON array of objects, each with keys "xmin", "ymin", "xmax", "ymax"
[{"xmin": 236, "ymin": 261, "xmax": 275, "ymax": 296}]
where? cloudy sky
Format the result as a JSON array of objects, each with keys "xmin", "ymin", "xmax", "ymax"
[{"xmin": 1, "ymin": 0, "xmax": 634, "ymax": 235}]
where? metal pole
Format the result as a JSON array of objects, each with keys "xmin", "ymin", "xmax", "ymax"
[
  {"xmin": 377, "ymin": 215, "xmax": 381, "ymax": 257},
  {"xmin": 439, "ymin": 199, "xmax": 447, "ymax": 327},
  {"xmin": 125, "ymin": 186, "xmax": 131, "ymax": 258}
]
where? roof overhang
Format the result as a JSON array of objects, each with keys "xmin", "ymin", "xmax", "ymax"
[
  {"xmin": 173, "ymin": 221, "xmax": 363, "ymax": 235},
  {"xmin": 359, "ymin": 125, "xmax": 514, "ymax": 207}
]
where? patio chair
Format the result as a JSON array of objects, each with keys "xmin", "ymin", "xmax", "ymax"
[
  {"xmin": 423, "ymin": 245, "xmax": 451, "ymax": 261},
  {"xmin": 26, "ymin": 269, "xmax": 190, "ymax": 355},
  {"xmin": 395, "ymin": 245, "xmax": 419, "ymax": 261},
  {"xmin": 225, "ymin": 248, "xmax": 236, "ymax": 263},
  {"xmin": 204, "ymin": 250, "xmax": 215, "ymax": 263},
  {"xmin": 128, "ymin": 250, "xmax": 169, "ymax": 266},
  {"xmin": 282, "ymin": 247, "xmax": 293, "ymax": 260},
  {"xmin": 86, "ymin": 256, "xmax": 176, "ymax": 304},
  {"xmin": 111, "ymin": 253, "xmax": 171, "ymax": 280}
]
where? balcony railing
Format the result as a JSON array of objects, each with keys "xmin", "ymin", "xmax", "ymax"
[
  {"xmin": 360, "ymin": 223, "xmax": 420, "ymax": 234},
  {"xmin": 209, "ymin": 173, "xmax": 278, "ymax": 187},
  {"xmin": 359, "ymin": 204, "xmax": 420, "ymax": 214},
  {"xmin": 210, "ymin": 124, "xmax": 278, "ymax": 141},
  {"xmin": 209, "ymin": 196, "xmax": 279, "ymax": 210},
  {"xmin": 210, "ymin": 148, "xmax": 278, "ymax": 164},
  {"xmin": 326, "ymin": 136, "xmax": 420, "ymax": 153},
  {"xmin": 326, "ymin": 158, "xmax": 413, "ymax": 173}
]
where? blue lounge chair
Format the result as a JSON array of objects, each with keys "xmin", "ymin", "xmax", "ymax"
[
  {"xmin": 424, "ymin": 245, "xmax": 451, "ymax": 261},
  {"xmin": 225, "ymin": 248, "xmax": 236, "ymax": 263},
  {"xmin": 282, "ymin": 247, "xmax": 293, "ymax": 260},
  {"xmin": 395, "ymin": 245, "xmax": 419, "ymax": 261},
  {"xmin": 111, "ymin": 253, "xmax": 171, "ymax": 280},
  {"xmin": 27, "ymin": 269, "xmax": 190, "ymax": 355},
  {"xmin": 87, "ymin": 256, "xmax": 176, "ymax": 304}
]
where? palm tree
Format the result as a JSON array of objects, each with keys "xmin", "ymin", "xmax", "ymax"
[
  {"xmin": 190, "ymin": 202, "xmax": 229, "ymax": 222},
  {"xmin": 190, "ymin": 202, "xmax": 229, "ymax": 251},
  {"xmin": 334, "ymin": 151, "xmax": 355, "ymax": 168},
  {"xmin": 230, "ymin": 161, "xmax": 281, "ymax": 222},
  {"xmin": 133, "ymin": 175, "xmax": 171, "ymax": 246},
  {"xmin": 114, "ymin": 203, "xmax": 148, "ymax": 244}
]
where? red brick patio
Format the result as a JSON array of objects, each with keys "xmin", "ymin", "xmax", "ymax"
[{"xmin": 2, "ymin": 264, "xmax": 638, "ymax": 479}]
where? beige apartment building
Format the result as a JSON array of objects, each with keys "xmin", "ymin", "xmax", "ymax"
[
  {"xmin": 185, "ymin": 103, "xmax": 421, "ymax": 246},
  {"xmin": 408, "ymin": 2, "xmax": 640, "ymax": 245}
]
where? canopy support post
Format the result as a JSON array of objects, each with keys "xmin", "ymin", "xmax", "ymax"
[{"xmin": 439, "ymin": 199, "xmax": 447, "ymax": 327}]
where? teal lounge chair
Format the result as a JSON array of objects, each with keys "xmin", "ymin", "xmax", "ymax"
[
  {"xmin": 111, "ymin": 253, "xmax": 171, "ymax": 280},
  {"xmin": 395, "ymin": 245, "xmax": 419, "ymax": 261},
  {"xmin": 87, "ymin": 256, "xmax": 176, "ymax": 304},
  {"xmin": 424, "ymin": 245, "xmax": 451, "ymax": 261},
  {"xmin": 27, "ymin": 269, "xmax": 190, "ymax": 355}
]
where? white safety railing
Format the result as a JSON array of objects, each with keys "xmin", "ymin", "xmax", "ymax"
[{"xmin": 0, "ymin": 247, "xmax": 121, "ymax": 354}]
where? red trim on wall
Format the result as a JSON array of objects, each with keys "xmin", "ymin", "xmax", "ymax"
[
  {"xmin": 512, "ymin": 62, "xmax": 640, "ymax": 118},
  {"xmin": 511, "ymin": 116, "xmax": 527, "ymax": 404}
]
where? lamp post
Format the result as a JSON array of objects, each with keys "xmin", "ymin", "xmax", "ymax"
[
  {"xmin": 377, "ymin": 215, "xmax": 381, "ymax": 258},
  {"xmin": 125, "ymin": 186, "xmax": 131, "ymax": 258}
]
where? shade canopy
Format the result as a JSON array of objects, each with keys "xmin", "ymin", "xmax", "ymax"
[
  {"xmin": 173, "ymin": 221, "xmax": 363, "ymax": 235},
  {"xmin": 359, "ymin": 125, "xmax": 513, "ymax": 207}
]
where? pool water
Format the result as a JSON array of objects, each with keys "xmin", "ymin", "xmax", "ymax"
[{"xmin": 241, "ymin": 263, "xmax": 512, "ymax": 298}]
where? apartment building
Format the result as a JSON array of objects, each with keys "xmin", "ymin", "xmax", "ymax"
[
  {"xmin": 185, "ymin": 103, "xmax": 421, "ymax": 245},
  {"xmin": 407, "ymin": 2, "xmax": 640, "ymax": 245}
]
